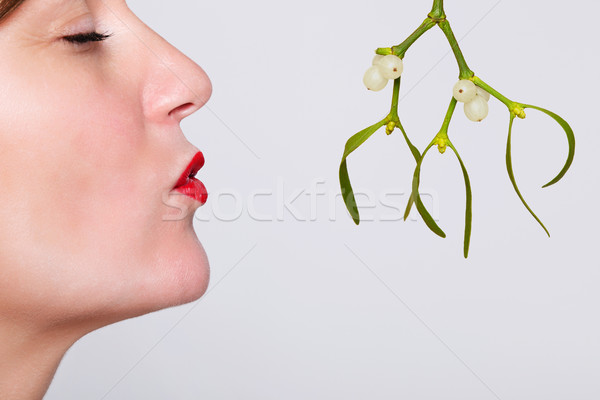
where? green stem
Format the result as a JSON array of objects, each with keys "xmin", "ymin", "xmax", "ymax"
[
  {"xmin": 377, "ymin": 18, "xmax": 437, "ymax": 59},
  {"xmin": 472, "ymin": 76, "xmax": 525, "ymax": 118},
  {"xmin": 471, "ymin": 76, "xmax": 513, "ymax": 108},
  {"xmin": 441, "ymin": 97, "xmax": 458, "ymax": 133},
  {"xmin": 429, "ymin": 0, "xmax": 446, "ymax": 20},
  {"xmin": 389, "ymin": 78, "xmax": 401, "ymax": 120},
  {"xmin": 432, "ymin": 97, "xmax": 457, "ymax": 153},
  {"xmin": 438, "ymin": 20, "xmax": 473, "ymax": 79}
]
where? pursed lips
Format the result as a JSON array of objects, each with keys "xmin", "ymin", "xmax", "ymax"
[{"xmin": 172, "ymin": 151, "xmax": 207, "ymax": 205}]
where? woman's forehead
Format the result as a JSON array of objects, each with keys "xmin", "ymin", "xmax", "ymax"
[
  {"xmin": 4, "ymin": 0, "xmax": 96, "ymax": 18},
  {"xmin": 1, "ymin": 0, "xmax": 97, "ymax": 33}
]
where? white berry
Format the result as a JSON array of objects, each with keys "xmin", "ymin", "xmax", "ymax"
[
  {"xmin": 476, "ymin": 86, "xmax": 490, "ymax": 101},
  {"xmin": 378, "ymin": 55, "xmax": 404, "ymax": 80},
  {"xmin": 363, "ymin": 66, "xmax": 388, "ymax": 91},
  {"xmin": 464, "ymin": 96, "xmax": 489, "ymax": 122},
  {"xmin": 372, "ymin": 54, "xmax": 385, "ymax": 66},
  {"xmin": 453, "ymin": 80, "xmax": 477, "ymax": 103}
]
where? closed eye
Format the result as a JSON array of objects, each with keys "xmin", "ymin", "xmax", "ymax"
[{"xmin": 62, "ymin": 31, "xmax": 112, "ymax": 45}]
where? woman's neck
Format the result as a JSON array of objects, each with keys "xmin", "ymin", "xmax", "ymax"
[{"xmin": 0, "ymin": 319, "xmax": 78, "ymax": 400}]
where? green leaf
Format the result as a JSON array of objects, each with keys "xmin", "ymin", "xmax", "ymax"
[
  {"xmin": 396, "ymin": 121, "xmax": 421, "ymax": 220},
  {"xmin": 397, "ymin": 120, "xmax": 421, "ymax": 163},
  {"xmin": 521, "ymin": 104, "xmax": 575, "ymax": 188},
  {"xmin": 448, "ymin": 142, "xmax": 472, "ymax": 258},
  {"xmin": 506, "ymin": 115, "xmax": 550, "ymax": 237},
  {"xmin": 403, "ymin": 193, "xmax": 415, "ymax": 221},
  {"xmin": 410, "ymin": 143, "xmax": 446, "ymax": 238},
  {"xmin": 339, "ymin": 119, "xmax": 387, "ymax": 224}
]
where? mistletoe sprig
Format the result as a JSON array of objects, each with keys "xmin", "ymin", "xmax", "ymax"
[{"xmin": 339, "ymin": 0, "xmax": 575, "ymax": 258}]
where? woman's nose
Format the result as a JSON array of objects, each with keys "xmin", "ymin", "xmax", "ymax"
[{"xmin": 139, "ymin": 27, "xmax": 212, "ymax": 124}]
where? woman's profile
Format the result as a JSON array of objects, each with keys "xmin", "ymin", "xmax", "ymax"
[{"xmin": 0, "ymin": 0, "xmax": 212, "ymax": 398}]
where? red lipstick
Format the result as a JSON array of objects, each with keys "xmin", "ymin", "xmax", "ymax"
[{"xmin": 173, "ymin": 152, "xmax": 208, "ymax": 205}]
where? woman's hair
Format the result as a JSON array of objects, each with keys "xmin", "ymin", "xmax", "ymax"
[{"xmin": 0, "ymin": 0, "xmax": 26, "ymax": 23}]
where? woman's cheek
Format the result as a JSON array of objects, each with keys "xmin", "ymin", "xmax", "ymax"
[{"xmin": 18, "ymin": 77, "xmax": 152, "ymax": 252}]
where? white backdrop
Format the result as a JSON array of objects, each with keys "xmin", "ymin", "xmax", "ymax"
[{"xmin": 46, "ymin": 0, "xmax": 600, "ymax": 399}]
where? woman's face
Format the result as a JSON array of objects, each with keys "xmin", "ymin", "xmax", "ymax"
[{"xmin": 0, "ymin": 0, "xmax": 212, "ymax": 328}]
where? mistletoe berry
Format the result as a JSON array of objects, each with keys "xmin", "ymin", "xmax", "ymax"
[
  {"xmin": 453, "ymin": 80, "xmax": 477, "ymax": 103},
  {"xmin": 464, "ymin": 96, "xmax": 489, "ymax": 122},
  {"xmin": 363, "ymin": 65, "xmax": 388, "ymax": 91},
  {"xmin": 476, "ymin": 86, "xmax": 490, "ymax": 102},
  {"xmin": 378, "ymin": 55, "xmax": 404, "ymax": 80},
  {"xmin": 372, "ymin": 54, "xmax": 385, "ymax": 66}
]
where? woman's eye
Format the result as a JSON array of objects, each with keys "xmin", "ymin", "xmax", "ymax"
[{"xmin": 62, "ymin": 31, "xmax": 112, "ymax": 45}]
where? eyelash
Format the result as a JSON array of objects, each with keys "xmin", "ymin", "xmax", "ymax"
[{"xmin": 62, "ymin": 31, "xmax": 112, "ymax": 45}]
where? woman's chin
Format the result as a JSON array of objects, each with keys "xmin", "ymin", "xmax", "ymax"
[
  {"xmin": 58, "ymin": 235, "xmax": 210, "ymax": 337},
  {"xmin": 125, "ymin": 229, "xmax": 211, "ymax": 317},
  {"xmin": 172, "ymin": 244, "xmax": 211, "ymax": 307},
  {"xmin": 159, "ymin": 235, "xmax": 210, "ymax": 308}
]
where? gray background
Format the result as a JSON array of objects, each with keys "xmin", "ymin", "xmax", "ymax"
[{"xmin": 45, "ymin": 0, "xmax": 599, "ymax": 399}]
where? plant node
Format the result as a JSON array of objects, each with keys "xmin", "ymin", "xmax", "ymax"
[
  {"xmin": 386, "ymin": 121, "xmax": 396, "ymax": 135},
  {"xmin": 512, "ymin": 105, "xmax": 526, "ymax": 119},
  {"xmin": 435, "ymin": 133, "xmax": 449, "ymax": 154}
]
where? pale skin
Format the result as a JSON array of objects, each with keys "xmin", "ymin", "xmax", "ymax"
[{"xmin": 0, "ymin": 0, "xmax": 212, "ymax": 398}]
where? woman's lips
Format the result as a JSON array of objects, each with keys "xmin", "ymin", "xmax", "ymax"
[{"xmin": 173, "ymin": 151, "xmax": 208, "ymax": 205}]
